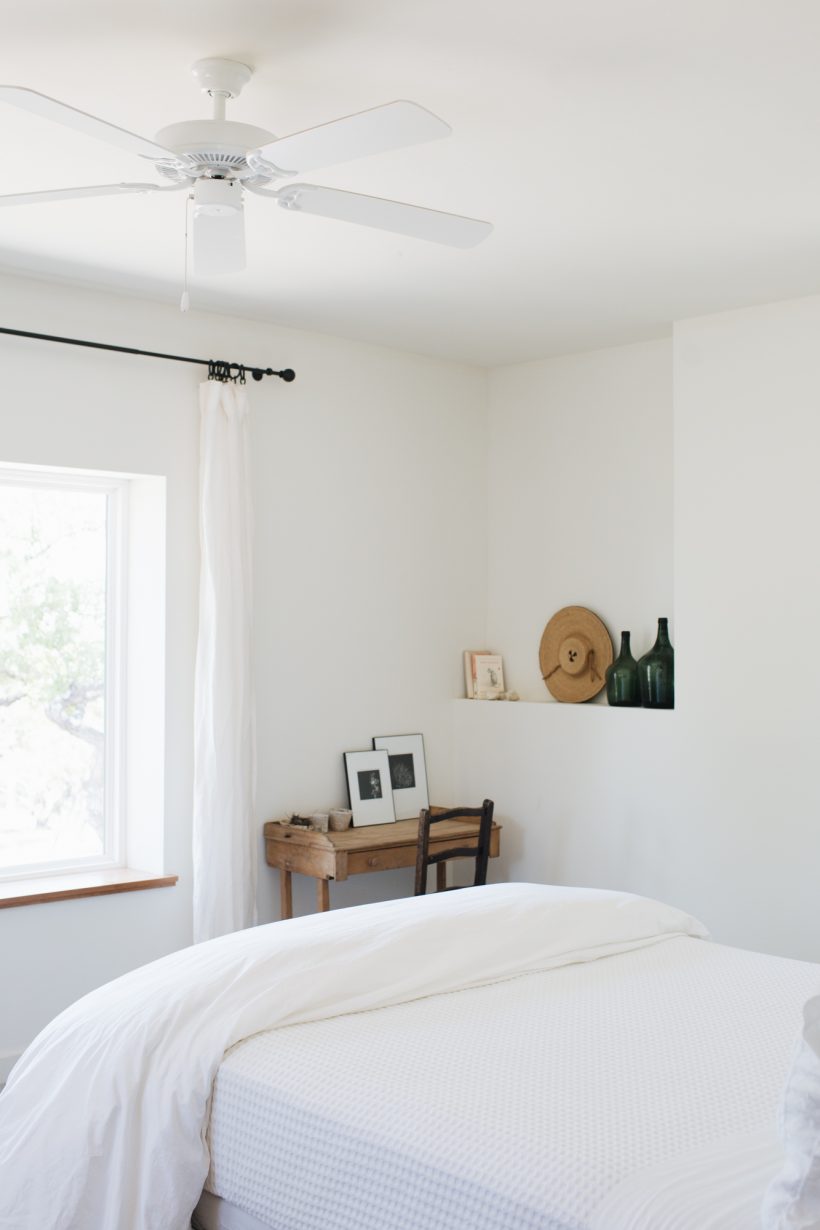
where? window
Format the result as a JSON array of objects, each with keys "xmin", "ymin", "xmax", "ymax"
[{"xmin": 0, "ymin": 466, "xmax": 127, "ymax": 880}]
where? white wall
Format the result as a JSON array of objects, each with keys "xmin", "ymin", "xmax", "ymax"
[
  {"xmin": 486, "ymin": 339, "xmax": 673, "ymax": 700},
  {"xmin": 454, "ymin": 336, "xmax": 677, "ymax": 893},
  {"xmin": 455, "ymin": 299, "xmax": 820, "ymax": 963},
  {"xmin": 0, "ymin": 272, "xmax": 487, "ymax": 1066},
  {"xmin": 673, "ymin": 295, "xmax": 820, "ymax": 959},
  {"xmin": 252, "ymin": 320, "xmax": 488, "ymax": 921},
  {"xmin": 453, "ymin": 701, "xmax": 677, "ymax": 892}
]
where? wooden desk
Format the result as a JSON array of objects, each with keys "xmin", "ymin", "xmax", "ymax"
[{"xmin": 263, "ymin": 813, "xmax": 502, "ymax": 919}]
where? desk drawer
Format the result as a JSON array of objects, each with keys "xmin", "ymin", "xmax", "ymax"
[{"xmin": 347, "ymin": 846, "xmax": 415, "ymax": 875}]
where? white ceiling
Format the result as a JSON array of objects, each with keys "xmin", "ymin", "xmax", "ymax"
[{"xmin": 2, "ymin": 0, "xmax": 820, "ymax": 366}]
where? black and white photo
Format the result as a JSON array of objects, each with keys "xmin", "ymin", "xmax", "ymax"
[{"xmin": 357, "ymin": 769, "xmax": 383, "ymax": 800}]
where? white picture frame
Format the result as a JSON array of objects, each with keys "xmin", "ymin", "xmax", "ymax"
[
  {"xmin": 343, "ymin": 749, "xmax": 396, "ymax": 827},
  {"xmin": 372, "ymin": 733, "xmax": 430, "ymax": 821}
]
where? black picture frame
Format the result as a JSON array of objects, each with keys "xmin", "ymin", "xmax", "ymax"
[{"xmin": 372, "ymin": 733, "xmax": 429, "ymax": 820}]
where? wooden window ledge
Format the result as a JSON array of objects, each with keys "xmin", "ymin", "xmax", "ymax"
[{"xmin": 0, "ymin": 868, "xmax": 178, "ymax": 909}]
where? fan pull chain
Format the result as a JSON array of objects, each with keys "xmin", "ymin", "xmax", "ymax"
[{"xmin": 180, "ymin": 194, "xmax": 192, "ymax": 312}]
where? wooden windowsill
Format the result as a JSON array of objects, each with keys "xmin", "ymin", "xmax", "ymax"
[{"xmin": 0, "ymin": 867, "xmax": 179, "ymax": 909}]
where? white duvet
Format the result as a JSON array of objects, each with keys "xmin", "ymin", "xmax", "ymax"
[{"xmin": 0, "ymin": 882, "xmax": 706, "ymax": 1230}]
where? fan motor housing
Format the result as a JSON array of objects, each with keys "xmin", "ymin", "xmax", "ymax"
[{"xmin": 154, "ymin": 120, "xmax": 276, "ymax": 181}]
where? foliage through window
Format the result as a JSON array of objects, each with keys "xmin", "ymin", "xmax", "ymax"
[{"xmin": 0, "ymin": 469, "xmax": 124, "ymax": 877}]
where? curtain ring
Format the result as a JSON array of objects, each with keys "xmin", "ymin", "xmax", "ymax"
[{"xmin": 206, "ymin": 360, "xmax": 250, "ymax": 384}]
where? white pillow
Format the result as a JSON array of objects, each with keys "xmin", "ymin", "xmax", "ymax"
[{"xmin": 762, "ymin": 992, "xmax": 820, "ymax": 1229}]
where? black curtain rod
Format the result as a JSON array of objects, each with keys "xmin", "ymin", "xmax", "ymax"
[{"xmin": 0, "ymin": 326, "xmax": 295, "ymax": 384}]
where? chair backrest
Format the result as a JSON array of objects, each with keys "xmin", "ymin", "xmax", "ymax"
[{"xmin": 414, "ymin": 799, "xmax": 494, "ymax": 896}]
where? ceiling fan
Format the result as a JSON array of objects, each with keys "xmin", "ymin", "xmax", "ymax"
[{"xmin": 0, "ymin": 58, "xmax": 493, "ymax": 276}]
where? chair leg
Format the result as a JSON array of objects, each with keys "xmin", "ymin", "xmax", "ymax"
[{"xmin": 415, "ymin": 808, "xmax": 432, "ymax": 895}]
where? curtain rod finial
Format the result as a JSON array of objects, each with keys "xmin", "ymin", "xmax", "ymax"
[{"xmin": 259, "ymin": 367, "xmax": 295, "ymax": 382}]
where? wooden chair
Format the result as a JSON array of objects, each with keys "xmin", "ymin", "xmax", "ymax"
[{"xmin": 414, "ymin": 799, "xmax": 494, "ymax": 895}]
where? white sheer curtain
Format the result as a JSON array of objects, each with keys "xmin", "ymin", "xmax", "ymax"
[{"xmin": 192, "ymin": 380, "xmax": 257, "ymax": 943}]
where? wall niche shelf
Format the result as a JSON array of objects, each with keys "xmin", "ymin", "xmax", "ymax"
[{"xmin": 454, "ymin": 699, "xmax": 675, "ymax": 712}]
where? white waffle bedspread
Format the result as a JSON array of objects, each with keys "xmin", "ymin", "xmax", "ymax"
[{"xmin": 206, "ymin": 938, "xmax": 818, "ymax": 1230}]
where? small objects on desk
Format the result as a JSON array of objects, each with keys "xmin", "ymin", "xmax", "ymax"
[
  {"xmin": 329, "ymin": 808, "xmax": 353, "ymax": 831},
  {"xmin": 278, "ymin": 813, "xmax": 340, "ymax": 832}
]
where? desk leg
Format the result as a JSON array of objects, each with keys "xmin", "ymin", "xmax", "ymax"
[
  {"xmin": 280, "ymin": 868, "xmax": 293, "ymax": 920},
  {"xmin": 316, "ymin": 879, "xmax": 330, "ymax": 912},
  {"xmin": 436, "ymin": 863, "xmax": 447, "ymax": 893}
]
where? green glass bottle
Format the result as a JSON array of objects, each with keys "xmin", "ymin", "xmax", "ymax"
[
  {"xmin": 638, "ymin": 618, "xmax": 675, "ymax": 709},
  {"xmin": 606, "ymin": 631, "xmax": 641, "ymax": 706}
]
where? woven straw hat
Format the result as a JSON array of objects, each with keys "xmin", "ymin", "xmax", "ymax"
[{"xmin": 539, "ymin": 605, "xmax": 614, "ymax": 702}]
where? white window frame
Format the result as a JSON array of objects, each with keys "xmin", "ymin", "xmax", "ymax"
[{"xmin": 0, "ymin": 464, "xmax": 129, "ymax": 882}]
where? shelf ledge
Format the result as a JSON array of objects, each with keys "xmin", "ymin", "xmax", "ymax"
[{"xmin": 454, "ymin": 697, "xmax": 674, "ymax": 709}]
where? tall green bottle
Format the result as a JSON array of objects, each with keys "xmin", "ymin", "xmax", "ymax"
[
  {"xmin": 638, "ymin": 617, "xmax": 674, "ymax": 709},
  {"xmin": 605, "ymin": 631, "xmax": 641, "ymax": 707}
]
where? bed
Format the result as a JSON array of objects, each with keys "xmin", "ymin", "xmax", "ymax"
[{"xmin": 0, "ymin": 883, "xmax": 818, "ymax": 1230}]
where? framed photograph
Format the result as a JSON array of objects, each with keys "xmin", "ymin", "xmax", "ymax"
[
  {"xmin": 472, "ymin": 653, "xmax": 505, "ymax": 698},
  {"xmin": 343, "ymin": 749, "xmax": 396, "ymax": 827},
  {"xmin": 372, "ymin": 733, "xmax": 429, "ymax": 820}
]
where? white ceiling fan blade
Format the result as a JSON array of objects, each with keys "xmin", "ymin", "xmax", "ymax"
[
  {"xmin": 270, "ymin": 183, "xmax": 493, "ymax": 248},
  {"xmin": 0, "ymin": 86, "xmax": 191, "ymax": 166},
  {"xmin": 0, "ymin": 182, "xmax": 179, "ymax": 206},
  {"xmin": 192, "ymin": 209, "xmax": 246, "ymax": 276},
  {"xmin": 249, "ymin": 100, "xmax": 450, "ymax": 177}
]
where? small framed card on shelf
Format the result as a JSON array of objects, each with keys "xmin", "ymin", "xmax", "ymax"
[{"xmin": 472, "ymin": 653, "xmax": 505, "ymax": 699}]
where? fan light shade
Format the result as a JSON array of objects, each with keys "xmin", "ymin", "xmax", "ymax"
[
  {"xmin": 192, "ymin": 207, "xmax": 246, "ymax": 276},
  {"xmin": 193, "ymin": 179, "xmax": 242, "ymax": 217}
]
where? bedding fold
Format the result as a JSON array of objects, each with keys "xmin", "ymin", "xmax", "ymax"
[{"xmin": 0, "ymin": 881, "xmax": 707, "ymax": 1230}]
